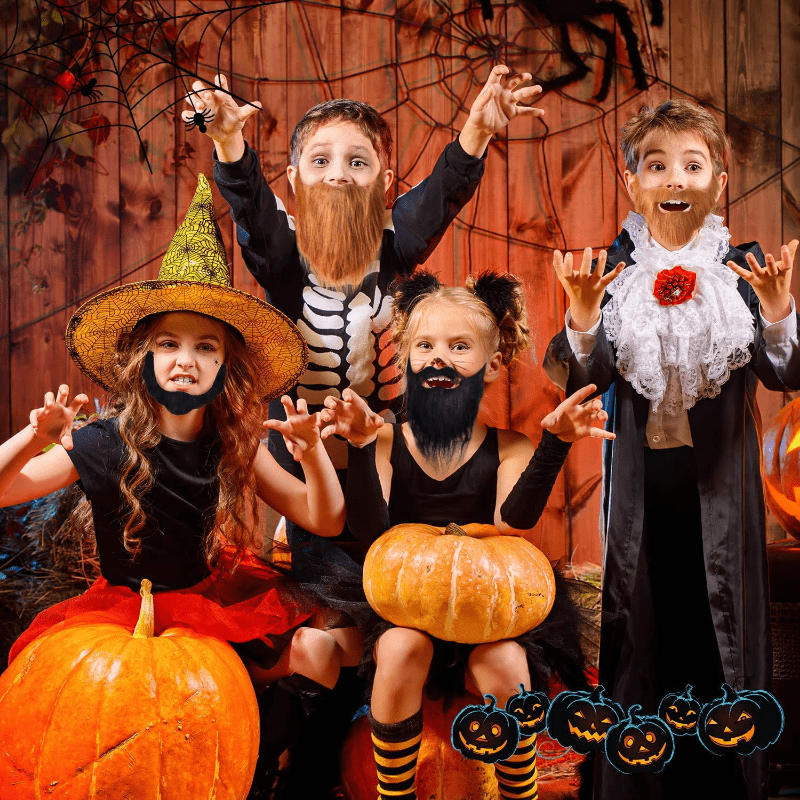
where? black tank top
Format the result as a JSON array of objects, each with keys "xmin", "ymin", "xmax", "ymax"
[{"xmin": 387, "ymin": 425, "xmax": 499, "ymax": 526}]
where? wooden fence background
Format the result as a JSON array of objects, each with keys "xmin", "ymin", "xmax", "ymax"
[{"xmin": 1, "ymin": 0, "xmax": 799, "ymax": 564}]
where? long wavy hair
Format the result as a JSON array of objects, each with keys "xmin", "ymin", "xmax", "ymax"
[{"xmin": 110, "ymin": 312, "xmax": 263, "ymax": 568}]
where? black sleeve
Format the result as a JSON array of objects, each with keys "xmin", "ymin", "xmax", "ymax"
[
  {"xmin": 66, "ymin": 419, "xmax": 120, "ymax": 499},
  {"xmin": 345, "ymin": 440, "xmax": 390, "ymax": 546},
  {"xmin": 499, "ymin": 430, "xmax": 572, "ymax": 529},
  {"xmin": 391, "ymin": 137, "xmax": 486, "ymax": 272},
  {"xmin": 212, "ymin": 143, "xmax": 296, "ymax": 291}
]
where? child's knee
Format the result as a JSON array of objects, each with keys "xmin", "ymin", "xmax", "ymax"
[{"xmin": 375, "ymin": 627, "xmax": 434, "ymax": 672}]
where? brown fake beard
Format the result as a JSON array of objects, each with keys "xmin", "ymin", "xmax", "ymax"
[
  {"xmin": 630, "ymin": 176, "xmax": 720, "ymax": 249},
  {"xmin": 294, "ymin": 177, "xmax": 387, "ymax": 290}
]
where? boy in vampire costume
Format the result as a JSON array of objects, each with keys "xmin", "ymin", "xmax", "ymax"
[{"xmin": 544, "ymin": 99, "xmax": 800, "ymax": 799}]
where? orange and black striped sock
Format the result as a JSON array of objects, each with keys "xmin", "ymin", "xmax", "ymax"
[
  {"xmin": 369, "ymin": 709, "xmax": 423, "ymax": 800},
  {"xmin": 494, "ymin": 732, "xmax": 538, "ymax": 800}
]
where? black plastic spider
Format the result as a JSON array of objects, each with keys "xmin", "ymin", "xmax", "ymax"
[
  {"xmin": 185, "ymin": 108, "xmax": 215, "ymax": 134},
  {"xmin": 77, "ymin": 77, "xmax": 102, "ymax": 101},
  {"xmin": 480, "ymin": 0, "xmax": 663, "ymax": 102}
]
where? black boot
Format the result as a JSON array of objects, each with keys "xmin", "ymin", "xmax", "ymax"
[{"xmin": 248, "ymin": 674, "xmax": 334, "ymax": 800}]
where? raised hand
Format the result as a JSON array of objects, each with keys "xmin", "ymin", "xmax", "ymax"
[
  {"xmin": 319, "ymin": 388, "xmax": 384, "ymax": 447},
  {"xmin": 181, "ymin": 74, "xmax": 261, "ymax": 157},
  {"xmin": 263, "ymin": 396, "xmax": 321, "ymax": 462},
  {"xmin": 554, "ymin": 248, "xmax": 625, "ymax": 332},
  {"xmin": 29, "ymin": 385, "xmax": 89, "ymax": 451},
  {"xmin": 459, "ymin": 65, "xmax": 543, "ymax": 156},
  {"xmin": 727, "ymin": 240, "xmax": 798, "ymax": 323},
  {"xmin": 540, "ymin": 383, "xmax": 615, "ymax": 442}
]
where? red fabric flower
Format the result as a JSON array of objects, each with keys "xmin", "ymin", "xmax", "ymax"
[{"xmin": 653, "ymin": 265, "xmax": 697, "ymax": 306}]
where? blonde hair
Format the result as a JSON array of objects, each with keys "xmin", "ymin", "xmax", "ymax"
[
  {"xmin": 391, "ymin": 272, "xmax": 530, "ymax": 372},
  {"xmin": 110, "ymin": 312, "xmax": 263, "ymax": 568}
]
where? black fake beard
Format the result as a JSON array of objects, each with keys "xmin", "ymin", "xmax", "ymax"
[
  {"xmin": 405, "ymin": 364, "xmax": 486, "ymax": 470},
  {"xmin": 142, "ymin": 351, "xmax": 227, "ymax": 415}
]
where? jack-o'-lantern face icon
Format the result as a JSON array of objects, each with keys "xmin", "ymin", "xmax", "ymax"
[
  {"xmin": 545, "ymin": 685, "xmax": 624, "ymax": 754},
  {"xmin": 505, "ymin": 685, "xmax": 549, "ymax": 735},
  {"xmin": 451, "ymin": 694, "xmax": 520, "ymax": 763},
  {"xmin": 658, "ymin": 685, "xmax": 702, "ymax": 735},
  {"xmin": 697, "ymin": 684, "xmax": 784, "ymax": 756},
  {"xmin": 605, "ymin": 705, "xmax": 675, "ymax": 774}
]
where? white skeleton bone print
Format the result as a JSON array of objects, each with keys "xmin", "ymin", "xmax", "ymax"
[{"xmin": 294, "ymin": 264, "xmax": 403, "ymax": 409}]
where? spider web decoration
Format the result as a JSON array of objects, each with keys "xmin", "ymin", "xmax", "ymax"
[{"xmin": 1, "ymin": 0, "xmax": 660, "ymax": 196}]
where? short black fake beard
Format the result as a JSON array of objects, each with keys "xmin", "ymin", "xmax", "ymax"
[
  {"xmin": 405, "ymin": 363, "xmax": 486, "ymax": 470},
  {"xmin": 142, "ymin": 351, "xmax": 227, "ymax": 415}
]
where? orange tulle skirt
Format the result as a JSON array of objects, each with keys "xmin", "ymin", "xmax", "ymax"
[{"xmin": 8, "ymin": 548, "xmax": 316, "ymax": 666}]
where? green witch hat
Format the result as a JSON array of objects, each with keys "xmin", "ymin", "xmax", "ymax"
[{"xmin": 66, "ymin": 174, "xmax": 307, "ymax": 400}]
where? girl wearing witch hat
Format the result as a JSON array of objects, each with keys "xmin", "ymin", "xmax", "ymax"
[{"xmin": 0, "ymin": 175, "xmax": 360, "ymax": 790}]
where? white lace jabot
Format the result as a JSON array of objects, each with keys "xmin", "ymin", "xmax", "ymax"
[{"xmin": 603, "ymin": 212, "xmax": 754, "ymax": 415}]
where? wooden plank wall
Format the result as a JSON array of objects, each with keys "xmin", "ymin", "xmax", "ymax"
[{"xmin": 2, "ymin": 0, "xmax": 799, "ymax": 564}]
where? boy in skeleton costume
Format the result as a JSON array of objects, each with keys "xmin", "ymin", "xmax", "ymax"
[
  {"xmin": 184, "ymin": 69, "xmax": 542, "ymax": 556},
  {"xmin": 544, "ymin": 99, "xmax": 800, "ymax": 800}
]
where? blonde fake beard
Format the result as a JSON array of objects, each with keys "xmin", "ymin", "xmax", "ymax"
[
  {"xmin": 294, "ymin": 177, "xmax": 387, "ymax": 290},
  {"xmin": 629, "ymin": 176, "xmax": 720, "ymax": 249}
]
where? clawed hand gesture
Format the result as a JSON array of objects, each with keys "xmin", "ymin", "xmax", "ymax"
[
  {"xmin": 263, "ymin": 396, "xmax": 322, "ymax": 462},
  {"xmin": 553, "ymin": 248, "xmax": 625, "ymax": 332},
  {"xmin": 318, "ymin": 388, "xmax": 384, "ymax": 448},
  {"xmin": 182, "ymin": 74, "xmax": 261, "ymax": 146},
  {"xmin": 466, "ymin": 65, "xmax": 543, "ymax": 137},
  {"xmin": 727, "ymin": 239, "xmax": 798, "ymax": 323},
  {"xmin": 540, "ymin": 384, "xmax": 615, "ymax": 442},
  {"xmin": 29, "ymin": 385, "xmax": 88, "ymax": 451}
]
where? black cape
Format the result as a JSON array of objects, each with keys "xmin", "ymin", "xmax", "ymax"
[{"xmin": 544, "ymin": 228, "xmax": 800, "ymax": 800}]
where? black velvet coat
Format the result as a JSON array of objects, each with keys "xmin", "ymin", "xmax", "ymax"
[{"xmin": 544, "ymin": 228, "xmax": 800, "ymax": 800}]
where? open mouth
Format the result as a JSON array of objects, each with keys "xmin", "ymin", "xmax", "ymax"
[
  {"xmin": 170, "ymin": 375, "xmax": 196, "ymax": 387},
  {"xmin": 423, "ymin": 375, "xmax": 460, "ymax": 389},
  {"xmin": 658, "ymin": 199, "xmax": 691, "ymax": 212}
]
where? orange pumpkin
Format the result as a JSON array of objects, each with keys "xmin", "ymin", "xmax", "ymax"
[
  {"xmin": 762, "ymin": 398, "xmax": 800, "ymax": 540},
  {"xmin": 340, "ymin": 696, "xmax": 499, "ymax": 800},
  {"xmin": 0, "ymin": 580, "xmax": 259, "ymax": 799},
  {"xmin": 362, "ymin": 523, "xmax": 556, "ymax": 643}
]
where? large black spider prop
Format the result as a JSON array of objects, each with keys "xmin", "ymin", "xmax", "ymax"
[
  {"xmin": 185, "ymin": 108, "xmax": 215, "ymax": 135},
  {"xmin": 479, "ymin": 0, "xmax": 664, "ymax": 102}
]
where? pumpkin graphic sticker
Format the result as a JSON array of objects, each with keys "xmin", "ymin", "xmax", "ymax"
[
  {"xmin": 451, "ymin": 694, "xmax": 520, "ymax": 763},
  {"xmin": 658, "ymin": 684, "xmax": 702, "ymax": 736},
  {"xmin": 545, "ymin": 685, "xmax": 624, "ymax": 754},
  {"xmin": 505, "ymin": 684, "xmax": 550, "ymax": 736},
  {"xmin": 696, "ymin": 683, "xmax": 784, "ymax": 756},
  {"xmin": 604, "ymin": 705, "xmax": 675, "ymax": 774}
]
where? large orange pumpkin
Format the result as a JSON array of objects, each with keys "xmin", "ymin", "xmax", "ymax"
[
  {"xmin": 0, "ymin": 580, "xmax": 259, "ymax": 799},
  {"xmin": 340, "ymin": 696, "xmax": 500, "ymax": 800},
  {"xmin": 763, "ymin": 398, "xmax": 800, "ymax": 540},
  {"xmin": 362, "ymin": 523, "xmax": 556, "ymax": 643}
]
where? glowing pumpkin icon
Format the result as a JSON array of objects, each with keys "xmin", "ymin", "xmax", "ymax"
[
  {"xmin": 451, "ymin": 694, "xmax": 520, "ymax": 763},
  {"xmin": 604, "ymin": 705, "xmax": 675, "ymax": 774},
  {"xmin": 545, "ymin": 685, "xmax": 624, "ymax": 754},
  {"xmin": 658, "ymin": 684, "xmax": 702, "ymax": 736},
  {"xmin": 505, "ymin": 684, "xmax": 550, "ymax": 736},
  {"xmin": 697, "ymin": 683, "xmax": 784, "ymax": 756}
]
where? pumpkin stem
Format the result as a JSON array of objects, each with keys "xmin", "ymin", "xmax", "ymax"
[
  {"xmin": 483, "ymin": 694, "xmax": 498, "ymax": 711},
  {"xmin": 132, "ymin": 578, "xmax": 154, "ymax": 639},
  {"xmin": 721, "ymin": 683, "xmax": 737, "ymax": 702},
  {"xmin": 444, "ymin": 523, "xmax": 466, "ymax": 537},
  {"xmin": 628, "ymin": 704, "xmax": 642, "ymax": 723}
]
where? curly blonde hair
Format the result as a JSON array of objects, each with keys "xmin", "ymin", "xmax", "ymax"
[
  {"xmin": 110, "ymin": 312, "xmax": 263, "ymax": 567},
  {"xmin": 391, "ymin": 271, "xmax": 530, "ymax": 372}
]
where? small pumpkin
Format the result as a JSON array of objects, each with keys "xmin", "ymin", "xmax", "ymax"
[
  {"xmin": 697, "ymin": 683, "xmax": 784, "ymax": 756},
  {"xmin": 505, "ymin": 684, "xmax": 550, "ymax": 735},
  {"xmin": 604, "ymin": 705, "xmax": 674, "ymax": 774},
  {"xmin": 363, "ymin": 522, "xmax": 556, "ymax": 644},
  {"xmin": 0, "ymin": 580, "xmax": 259, "ymax": 800},
  {"xmin": 340, "ymin": 696, "xmax": 500, "ymax": 800},
  {"xmin": 451, "ymin": 694, "xmax": 520, "ymax": 763},
  {"xmin": 545, "ymin": 685, "xmax": 624, "ymax": 754},
  {"xmin": 658, "ymin": 684, "xmax": 702, "ymax": 736}
]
